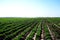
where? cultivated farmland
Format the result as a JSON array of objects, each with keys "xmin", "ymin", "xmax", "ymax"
[{"xmin": 0, "ymin": 18, "xmax": 60, "ymax": 40}]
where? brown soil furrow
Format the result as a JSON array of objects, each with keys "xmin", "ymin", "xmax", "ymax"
[
  {"xmin": 33, "ymin": 33, "xmax": 36, "ymax": 40},
  {"xmin": 53, "ymin": 23, "xmax": 60, "ymax": 28},
  {"xmin": 47, "ymin": 25, "xmax": 56, "ymax": 40},
  {"xmin": 25, "ymin": 29, "xmax": 32, "ymax": 40},
  {"xmin": 41, "ymin": 27, "xmax": 44, "ymax": 40}
]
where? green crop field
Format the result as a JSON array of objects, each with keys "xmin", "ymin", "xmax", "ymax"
[{"xmin": 0, "ymin": 17, "xmax": 60, "ymax": 40}]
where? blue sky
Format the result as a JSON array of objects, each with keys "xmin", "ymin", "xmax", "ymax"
[{"xmin": 0, "ymin": 0, "xmax": 60, "ymax": 17}]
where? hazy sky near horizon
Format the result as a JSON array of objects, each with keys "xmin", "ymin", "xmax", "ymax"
[{"xmin": 0, "ymin": 0, "xmax": 60, "ymax": 17}]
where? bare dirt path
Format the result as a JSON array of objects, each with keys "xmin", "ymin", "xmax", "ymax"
[
  {"xmin": 53, "ymin": 23, "xmax": 60, "ymax": 28},
  {"xmin": 33, "ymin": 33, "xmax": 37, "ymax": 40},
  {"xmin": 47, "ymin": 25, "xmax": 56, "ymax": 40},
  {"xmin": 41, "ymin": 27, "xmax": 44, "ymax": 40}
]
